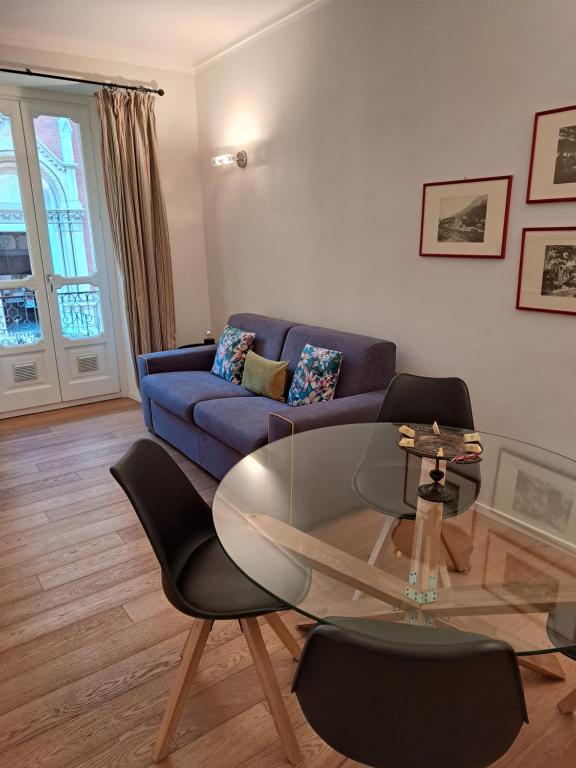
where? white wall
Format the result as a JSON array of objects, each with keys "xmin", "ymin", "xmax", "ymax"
[
  {"xmin": 196, "ymin": 0, "xmax": 576, "ymax": 458},
  {"xmin": 0, "ymin": 42, "xmax": 211, "ymax": 348}
]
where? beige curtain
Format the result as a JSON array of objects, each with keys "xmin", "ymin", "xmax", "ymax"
[{"xmin": 97, "ymin": 88, "xmax": 176, "ymax": 374}]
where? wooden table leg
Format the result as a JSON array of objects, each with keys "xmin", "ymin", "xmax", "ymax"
[
  {"xmin": 406, "ymin": 458, "xmax": 444, "ymax": 605},
  {"xmin": 558, "ymin": 685, "xmax": 576, "ymax": 714}
]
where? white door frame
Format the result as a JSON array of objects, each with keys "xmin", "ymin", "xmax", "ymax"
[
  {"xmin": 0, "ymin": 85, "xmax": 133, "ymax": 416},
  {"xmin": 0, "ymin": 97, "xmax": 62, "ymax": 412}
]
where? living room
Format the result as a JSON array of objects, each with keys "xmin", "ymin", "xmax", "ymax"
[{"xmin": 0, "ymin": 1, "xmax": 575, "ymax": 767}]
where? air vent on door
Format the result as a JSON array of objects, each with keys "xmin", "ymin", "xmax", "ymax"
[
  {"xmin": 12, "ymin": 361, "xmax": 38, "ymax": 383},
  {"xmin": 77, "ymin": 354, "xmax": 99, "ymax": 374}
]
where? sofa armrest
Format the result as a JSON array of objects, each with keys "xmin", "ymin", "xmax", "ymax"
[
  {"xmin": 138, "ymin": 345, "xmax": 217, "ymax": 378},
  {"xmin": 268, "ymin": 390, "xmax": 386, "ymax": 443},
  {"xmin": 137, "ymin": 345, "xmax": 217, "ymax": 431}
]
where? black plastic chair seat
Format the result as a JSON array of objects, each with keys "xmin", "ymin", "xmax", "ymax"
[
  {"xmin": 292, "ymin": 619, "xmax": 527, "ymax": 768},
  {"xmin": 162, "ymin": 535, "xmax": 287, "ymax": 619},
  {"xmin": 547, "ymin": 605, "xmax": 576, "ymax": 660}
]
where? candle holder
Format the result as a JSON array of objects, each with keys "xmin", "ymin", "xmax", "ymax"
[{"xmin": 417, "ymin": 457, "xmax": 456, "ymax": 503}]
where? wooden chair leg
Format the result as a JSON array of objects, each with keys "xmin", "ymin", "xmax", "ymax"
[
  {"xmin": 517, "ymin": 653, "xmax": 566, "ymax": 680},
  {"xmin": 241, "ymin": 617, "xmax": 302, "ymax": 765},
  {"xmin": 558, "ymin": 685, "xmax": 576, "ymax": 714},
  {"xmin": 152, "ymin": 618, "xmax": 213, "ymax": 762},
  {"xmin": 296, "ymin": 620, "xmax": 317, "ymax": 632},
  {"xmin": 264, "ymin": 613, "xmax": 301, "ymax": 661}
]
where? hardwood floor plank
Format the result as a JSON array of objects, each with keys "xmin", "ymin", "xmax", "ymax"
[
  {"xmin": 0, "ymin": 608, "xmax": 191, "ymax": 716},
  {"xmin": 0, "ymin": 503, "xmax": 132, "ymax": 554},
  {"xmin": 0, "ymin": 511, "xmax": 50, "ymax": 537},
  {"xmin": 0, "ymin": 605, "xmax": 133, "ymax": 683},
  {"xmin": 123, "ymin": 589, "xmax": 172, "ymax": 623},
  {"xmin": 0, "ymin": 630, "xmax": 188, "ymax": 753},
  {"xmin": 117, "ymin": 524, "xmax": 147, "ymax": 544},
  {"xmin": 0, "ymin": 513, "xmax": 135, "ymax": 570},
  {"xmin": 37, "ymin": 538, "xmax": 153, "ymax": 590},
  {"xmin": 0, "ymin": 483, "xmax": 124, "ymax": 524},
  {"xmin": 0, "ymin": 532, "xmax": 124, "ymax": 587},
  {"xmin": 0, "ymin": 553, "xmax": 157, "ymax": 628},
  {"xmin": 0, "ymin": 570, "xmax": 159, "ymax": 654},
  {"xmin": 0, "ymin": 574, "xmax": 42, "ymax": 606}
]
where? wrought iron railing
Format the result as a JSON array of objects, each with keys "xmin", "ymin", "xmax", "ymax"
[
  {"xmin": 58, "ymin": 286, "xmax": 103, "ymax": 339},
  {"xmin": 0, "ymin": 289, "xmax": 41, "ymax": 345},
  {"xmin": 0, "ymin": 286, "xmax": 103, "ymax": 346}
]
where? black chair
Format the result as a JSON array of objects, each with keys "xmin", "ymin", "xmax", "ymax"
[
  {"xmin": 361, "ymin": 373, "xmax": 478, "ymax": 575},
  {"xmin": 292, "ymin": 619, "xmax": 528, "ymax": 768},
  {"xmin": 376, "ymin": 372, "xmax": 475, "ymax": 429},
  {"xmin": 546, "ymin": 606, "xmax": 576, "ymax": 713},
  {"xmin": 111, "ymin": 439, "xmax": 304, "ymax": 764}
]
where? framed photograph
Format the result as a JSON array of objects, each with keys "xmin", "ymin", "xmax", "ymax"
[
  {"xmin": 516, "ymin": 227, "xmax": 576, "ymax": 316},
  {"xmin": 491, "ymin": 449, "xmax": 576, "ymax": 547},
  {"xmin": 527, "ymin": 104, "xmax": 576, "ymax": 203},
  {"xmin": 420, "ymin": 176, "xmax": 512, "ymax": 258}
]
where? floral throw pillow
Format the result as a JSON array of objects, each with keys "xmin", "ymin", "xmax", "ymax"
[
  {"xmin": 287, "ymin": 344, "xmax": 343, "ymax": 406},
  {"xmin": 211, "ymin": 325, "xmax": 255, "ymax": 385}
]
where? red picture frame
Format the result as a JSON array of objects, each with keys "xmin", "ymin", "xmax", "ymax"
[
  {"xmin": 516, "ymin": 227, "xmax": 576, "ymax": 316},
  {"xmin": 527, "ymin": 104, "xmax": 576, "ymax": 204},
  {"xmin": 420, "ymin": 176, "xmax": 513, "ymax": 259}
]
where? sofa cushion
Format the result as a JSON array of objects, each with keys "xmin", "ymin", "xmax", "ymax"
[
  {"xmin": 241, "ymin": 351, "xmax": 288, "ymax": 402},
  {"xmin": 194, "ymin": 396, "xmax": 293, "ymax": 456},
  {"xmin": 211, "ymin": 325, "xmax": 255, "ymax": 384},
  {"xmin": 287, "ymin": 344, "xmax": 343, "ymax": 406},
  {"xmin": 142, "ymin": 371, "xmax": 254, "ymax": 422},
  {"xmin": 228, "ymin": 313, "xmax": 297, "ymax": 361},
  {"xmin": 280, "ymin": 325, "xmax": 396, "ymax": 398}
]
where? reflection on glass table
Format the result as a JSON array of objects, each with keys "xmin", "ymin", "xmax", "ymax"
[{"xmin": 213, "ymin": 422, "xmax": 576, "ymax": 671}]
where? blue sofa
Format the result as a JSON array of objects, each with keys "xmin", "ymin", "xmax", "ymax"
[{"xmin": 138, "ymin": 313, "xmax": 396, "ymax": 479}]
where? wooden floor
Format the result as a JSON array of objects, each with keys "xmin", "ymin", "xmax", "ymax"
[{"xmin": 0, "ymin": 398, "xmax": 574, "ymax": 768}]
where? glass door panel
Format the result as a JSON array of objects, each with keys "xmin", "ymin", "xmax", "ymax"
[
  {"xmin": 0, "ymin": 101, "xmax": 61, "ymax": 412},
  {"xmin": 23, "ymin": 101, "xmax": 119, "ymax": 401}
]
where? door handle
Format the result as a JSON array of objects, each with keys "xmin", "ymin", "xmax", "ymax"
[{"xmin": 45, "ymin": 273, "xmax": 54, "ymax": 293}]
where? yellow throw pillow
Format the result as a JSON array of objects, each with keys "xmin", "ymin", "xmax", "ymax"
[{"xmin": 241, "ymin": 350, "xmax": 288, "ymax": 402}]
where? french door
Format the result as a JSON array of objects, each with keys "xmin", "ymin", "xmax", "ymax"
[{"xmin": 0, "ymin": 96, "xmax": 120, "ymax": 413}]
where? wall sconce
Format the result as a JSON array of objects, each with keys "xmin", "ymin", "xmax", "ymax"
[{"xmin": 211, "ymin": 150, "xmax": 248, "ymax": 168}]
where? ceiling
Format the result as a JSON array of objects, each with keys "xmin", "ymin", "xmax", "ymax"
[{"xmin": 0, "ymin": 0, "xmax": 320, "ymax": 72}]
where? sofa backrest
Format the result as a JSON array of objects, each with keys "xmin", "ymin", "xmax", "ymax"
[
  {"xmin": 228, "ymin": 313, "xmax": 297, "ymax": 361},
  {"xmin": 280, "ymin": 324, "xmax": 396, "ymax": 398}
]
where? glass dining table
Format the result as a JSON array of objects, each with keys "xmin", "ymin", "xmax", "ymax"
[{"xmin": 212, "ymin": 422, "xmax": 576, "ymax": 680}]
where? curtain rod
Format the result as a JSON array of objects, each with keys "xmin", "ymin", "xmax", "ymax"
[{"xmin": 0, "ymin": 66, "xmax": 164, "ymax": 96}]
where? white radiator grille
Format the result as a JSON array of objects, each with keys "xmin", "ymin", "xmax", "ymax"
[
  {"xmin": 12, "ymin": 361, "xmax": 38, "ymax": 383},
  {"xmin": 77, "ymin": 354, "xmax": 99, "ymax": 374}
]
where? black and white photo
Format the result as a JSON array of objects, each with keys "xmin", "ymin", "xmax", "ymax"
[
  {"xmin": 421, "ymin": 176, "xmax": 511, "ymax": 258},
  {"xmin": 517, "ymin": 228, "xmax": 576, "ymax": 315},
  {"xmin": 554, "ymin": 125, "xmax": 576, "ymax": 184},
  {"xmin": 541, "ymin": 245, "xmax": 576, "ymax": 297},
  {"xmin": 437, "ymin": 194, "xmax": 487, "ymax": 243},
  {"xmin": 528, "ymin": 104, "xmax": 576, "ymax": 202}
]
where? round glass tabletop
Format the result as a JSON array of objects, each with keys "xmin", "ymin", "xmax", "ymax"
[{"xmin": 212, "ymin": 422, "xmax": 576, "ymax": 655}]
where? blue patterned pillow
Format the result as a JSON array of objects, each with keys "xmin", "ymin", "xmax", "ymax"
[
  {"xmin": 211, "ymin": 325, "xmax": 255, "ymax": 385},
  {"xmin": 287, "ymin": 344, "xmax": 343, "ymax": 406}
]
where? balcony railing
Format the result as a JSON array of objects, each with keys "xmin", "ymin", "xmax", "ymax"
[{"xmin": 0, "ymin": 286, "xmax": 103, "ymax": 346}]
